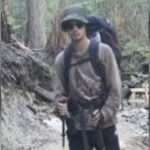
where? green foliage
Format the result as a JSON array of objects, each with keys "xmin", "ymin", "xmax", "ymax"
[
  {"xmin": 121, "ymin": 40, "xmax": 148, "ymax": 74},
  {"xmin": 8, "ymin": 0, "xmax": 26, "ymax": 38},
  {"xmin": 123, "ymin": 41, "xmax": 148, "ymax": 63},
  {"xmin": 7, "ymin": 0, "xmax": 148, "ymax": 51},
  {"xmin": 45, "ymin": 0, "xmax": 59, "ymax": 34}
]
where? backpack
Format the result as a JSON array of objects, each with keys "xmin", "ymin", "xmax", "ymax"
[{"xmin": 87, "ymin": 15, "xmax": 122, "ymax": 66}]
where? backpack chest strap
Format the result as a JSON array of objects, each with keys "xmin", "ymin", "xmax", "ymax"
[{"xmin": 69, "ymin": 57, "xmax": 90, "ymax": 68}]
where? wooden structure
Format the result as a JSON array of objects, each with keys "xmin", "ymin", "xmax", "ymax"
[{"xmin": 129, "ymin": 84, "xmax": 149, "ymax": 109}]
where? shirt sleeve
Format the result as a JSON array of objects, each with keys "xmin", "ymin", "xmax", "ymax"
[
  {"xmin": 100, "ymin": 44, "xmax": 122, "ymax": 124},
  {"xmin": 53, "ymin": 51, "xmax": 68, "ymax": 104}
]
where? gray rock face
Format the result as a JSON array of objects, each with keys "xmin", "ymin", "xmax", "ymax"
[{"xmin": 1, "ymin": 87, "xmax": 56, "ymax": 150}]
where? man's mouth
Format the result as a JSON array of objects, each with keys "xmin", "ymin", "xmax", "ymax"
[{"xmin": 72, "ymin": 33, "xmax": 79, "ymax": 36}]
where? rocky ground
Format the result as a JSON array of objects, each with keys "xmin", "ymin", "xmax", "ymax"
[
  {"xmin": 117, "ymin": 107, "xmax": 149, "ymax": 150},
  {"xmin": 1, "ymin": 87, "xmax": 149, "ymax": 150}
]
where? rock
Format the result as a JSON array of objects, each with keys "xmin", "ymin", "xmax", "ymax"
[{"xmin": 129, "ymin": 75, "xmax": 141, "ymax": 87}]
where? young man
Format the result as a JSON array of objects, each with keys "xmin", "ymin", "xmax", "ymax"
[{"xmin": 54, "ymin": 4, "xmax": 122, "ymax": 150}]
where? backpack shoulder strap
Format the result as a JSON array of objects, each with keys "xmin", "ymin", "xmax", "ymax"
[
  {"xmin": 89, "ymin": 39, "xmax": 107, "ymax": 108},
  {"xmin": 63, "ymin": 43, "xmax": 72, "ymax": 93},
  {"xmin": 89, "ymin": 39, "xmax": 106, "ymax": 84}
]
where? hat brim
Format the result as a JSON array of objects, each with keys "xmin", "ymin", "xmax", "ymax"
[{"xmin": 61, "ymin": 14, "xmax": 88, "ymax": 24}]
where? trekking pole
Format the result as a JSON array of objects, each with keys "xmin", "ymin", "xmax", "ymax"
[
  {"xmin": 61, "ymin": 116, "xmax": 66, "ymax": 148},
  {"xmin": 96, "ymin": 123, "xmax": 105, "ymax": 150},
  {"xmin": 79, "ymin": 106, "xmax": 91, "ymax": 150},
  {"xmin": 94, "ymin": 102, "xmax": 105, "ymax": 150},
  {"xmin": 60, "ymin": 100, "xmax": 67, "ymax": 148}
]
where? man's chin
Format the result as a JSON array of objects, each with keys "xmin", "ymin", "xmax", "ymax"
[{"xmin": 72, "ymin": 37, "xmax": 82, "ymax": 42}]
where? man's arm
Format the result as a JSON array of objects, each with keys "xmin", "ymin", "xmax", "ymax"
[
  {"xmin": 53, "ymin": 51, "xmax": 68, "ymax": 115},
  {"xmin": 100, "ymin": 44, "xmax": 122, "ymax": 124}
]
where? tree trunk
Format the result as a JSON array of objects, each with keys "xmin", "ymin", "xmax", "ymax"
[
  {"xmin": 26, "ymin": 0, "xmax": 47, "ymax": 50},
  {"xmin": 45, "ymin": 0, "xmax": 69, "ymax": 57},
  {"xmin": 1, "ymin": 0, "xmax": 12, "ymax": 43}
]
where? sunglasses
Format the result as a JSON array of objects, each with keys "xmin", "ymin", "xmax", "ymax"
[{"xmin": 62, "ymin": 21, "xmax": 85, "ymax": 31}]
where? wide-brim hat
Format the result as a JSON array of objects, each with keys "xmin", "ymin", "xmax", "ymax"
[{"xmin": 61, "ymin": 4, "xmax": 89, "ymax": 30}]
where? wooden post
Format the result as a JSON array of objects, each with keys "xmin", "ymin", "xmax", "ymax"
[{"xmin": 144, "ymin": 84, "xmax": 149, "ymax": 109}]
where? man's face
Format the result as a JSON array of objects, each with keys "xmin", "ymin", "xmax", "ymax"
[{"xmin": 63, "ymin": 20, "xmax": 86, "ymax": 41}]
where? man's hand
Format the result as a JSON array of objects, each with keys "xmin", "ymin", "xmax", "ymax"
[
  {"xmin": 56, "ymin": 102, "xmax": 68, "ymax": 117},
  {"xmin": 91, "ymin": 109, "xmax": 104, "ymax": 127}
]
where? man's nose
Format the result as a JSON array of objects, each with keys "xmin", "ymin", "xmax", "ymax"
[{"xmin": 72, "ymin": 24, "xmax": 78, "ymax": 30}]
